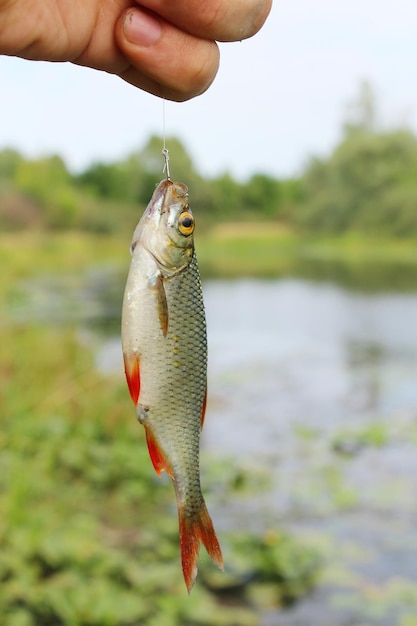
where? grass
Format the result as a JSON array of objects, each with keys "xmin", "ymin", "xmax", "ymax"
[
  {"xmin": 2, "ymin": 227, "xmax": 417, "ymax": 287},
  {"xmin": 0, "ymin": 323, "xmax": 319, "ymax": 625},
  {"xmin": 197, "ymin": 227, "xmax": 417, "ymax": 288}
]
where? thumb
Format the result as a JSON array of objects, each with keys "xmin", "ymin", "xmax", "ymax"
[{"xmin": 115, "ymin": 7, "xmax": 219, "ymax": 101}]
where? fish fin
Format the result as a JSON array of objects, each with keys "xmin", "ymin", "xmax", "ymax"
[
  {"xmin": 148, "ymin": 272, "xmax": 168, "ymax": 336},
  {"xmin": 144, "ymin": 425, "xmax": 174, "ymax": 479},
  {"xmin": 156, "ymin": 276, "xmax": 169, "ymax": 336},
  {"xmin": 200, "ymin": 387, "xmax": 207, "ymax": 430},
  {"xmin": 178, "ymin": 500, "xmax": 224, "ymax": 593},
  {"xmin": 123, "ymin": 351, "xmax": 140, "ymax": 405}
]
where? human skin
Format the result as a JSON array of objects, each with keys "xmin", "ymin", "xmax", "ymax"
[{"xmin": 0, "ymin": 0, "xmax": 272, "ymax": 101}]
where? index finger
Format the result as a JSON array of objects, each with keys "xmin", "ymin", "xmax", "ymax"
[{"xmin": 136, "ymin": 0, "xmax": 272, "ymax": 42}]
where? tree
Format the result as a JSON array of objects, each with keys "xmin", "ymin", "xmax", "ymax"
[
  {"xmin": 0, "ymin": 148, "xmax": 23, "ymax": 182},
  {"xmin": 14, "ymin": 155, "xmax": 81, "ymax": 228},
  {"xmin": 243, "ymin": 173, "xmax": 282, "ymax": 217},
  {"xmin": 297, "ymin": 128, "xmax": 417, "ymax": 234}
]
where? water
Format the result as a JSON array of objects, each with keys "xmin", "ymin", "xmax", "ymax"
[
  {"xmin": 204, "ymin": 280, "xmax": 417, "ymax": 451},
  {"xmin": 199, "ymin": 279, "xmax": 417, "ymax": 625},
  {"xmin": 11, "ymin": 270, "xmax": 417, "ymax": 624}
]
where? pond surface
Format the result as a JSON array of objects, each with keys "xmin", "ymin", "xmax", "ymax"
[
  {"xmin": 204, "ymin": 279, "xmax": 417, "ymax": 452},
  {"xmin": 11, "ymin": 270, "xmax": 417, "ymax": 624},
  {"xmin": 201, "ymin": 280, "xmax": 417, "ymax": 625}
]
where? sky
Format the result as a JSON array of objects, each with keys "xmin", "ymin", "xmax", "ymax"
[{"xmin": 1, "ymin": 0, "xmax": 417, "ymax": 180}]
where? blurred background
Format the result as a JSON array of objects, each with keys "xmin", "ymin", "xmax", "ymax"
[{"xmin": 2, "ymin": 1, "xmax": 417, "ymax": 625}]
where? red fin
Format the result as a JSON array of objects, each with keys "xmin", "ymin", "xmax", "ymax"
[
  {"xmin": 178, "ymin": 500, "xmax": 224, "ymax": 593},
  {"xmin": 144, "ymin": 425, "xmax": 174, "ymax": 479},
  {"xmin": 200, "ymin": 387, "xmax": 207, "ymax": 430},
  {"xmin": 123, "ymin": 352, "xmax": 140, "ymax": 405}
]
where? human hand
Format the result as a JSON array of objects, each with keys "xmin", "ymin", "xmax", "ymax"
[{"xmin": 0, "ymin": 0, "xmax": 271, "ymax": 101}]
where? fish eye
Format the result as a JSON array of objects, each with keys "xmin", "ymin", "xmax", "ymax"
[{"xmin": 178, "ymin": 211, "xmax": 195, "ymax": 236}]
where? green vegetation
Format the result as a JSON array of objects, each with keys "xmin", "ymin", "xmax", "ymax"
[
  {"xmin": 3, "ymin": 226, "xmax": 417, "ymax": 294},
  {"xmin": 332, "ymin": 422, "xmax": 389, "ymax": 456},
  {"xmin": 0, "ymin": 326, "xmax": 319, "ymax": 625},
  {"xmin": 197, "ymin": 228, "xmax": 417, "ymax": 289}
]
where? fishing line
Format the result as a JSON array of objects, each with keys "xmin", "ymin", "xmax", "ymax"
[{"xmin": 162, "ymin": 97, "xmax": 171, "ymax": 180}]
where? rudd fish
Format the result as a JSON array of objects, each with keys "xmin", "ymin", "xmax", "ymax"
[{"xmin": 121, "ymin": 178, "xmax": 223, "ymax": 592}]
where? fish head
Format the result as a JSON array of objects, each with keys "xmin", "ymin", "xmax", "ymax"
[{"xmin": 131, "ymin": 179, "xmax": 196, "ymax": 276}]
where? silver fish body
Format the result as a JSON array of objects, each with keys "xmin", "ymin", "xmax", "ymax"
[{"xmin": 121, "ymin": 179, "xmax": 223, "ymax": 591}]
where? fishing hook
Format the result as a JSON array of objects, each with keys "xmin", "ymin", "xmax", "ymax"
[{"xmin": 162, "ymin": 147, "xmax": 171, "ymax": 180}]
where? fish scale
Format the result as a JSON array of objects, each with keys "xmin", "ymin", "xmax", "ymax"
[
  {"xmin": 121, "ymin": 179, "xmax": 223, "ymax": 592},
  {"xmin": 149, "ymin": 255, "xmax": 206, "ymax": 494}
]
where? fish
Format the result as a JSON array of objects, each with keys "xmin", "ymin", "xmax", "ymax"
[{"xmin": 121, "ymin": 178, "xmax": 223, "ymax": 592}]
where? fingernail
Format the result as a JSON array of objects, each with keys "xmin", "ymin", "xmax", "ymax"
[{"xmin": 124, "ymin": 9, "xmax": 162, "ymax": 47}]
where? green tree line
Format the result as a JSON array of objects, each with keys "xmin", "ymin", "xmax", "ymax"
[
  {"xmin": 1, "ymin": 85, "xmax": 416, "ymax": 236},
  {"xmin": 0, "ymin": 135, "xmax": 298, "ymax": 234}
]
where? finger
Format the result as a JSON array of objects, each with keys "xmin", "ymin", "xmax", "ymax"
[
  {"xmin": 115, "ymin": 8, "xmax": 220, "ymax": 101},
  {"xmin": 136, "ymin": 0, "xmax": 272, "ymax": 42}
]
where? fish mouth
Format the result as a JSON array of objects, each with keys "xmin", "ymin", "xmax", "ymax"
[{"xmin": 145, "ymin": 179, "xmax": 189, "ymax": 219}]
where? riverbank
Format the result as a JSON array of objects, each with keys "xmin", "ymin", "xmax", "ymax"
[{"xmin": 3, "ymin": 228, "xmax": 417, "ymax": 288}]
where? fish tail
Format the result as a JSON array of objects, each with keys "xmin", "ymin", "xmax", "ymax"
[{"xmin": 178, "ymin": 500, "xmax": 224, "ymax": 593}]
